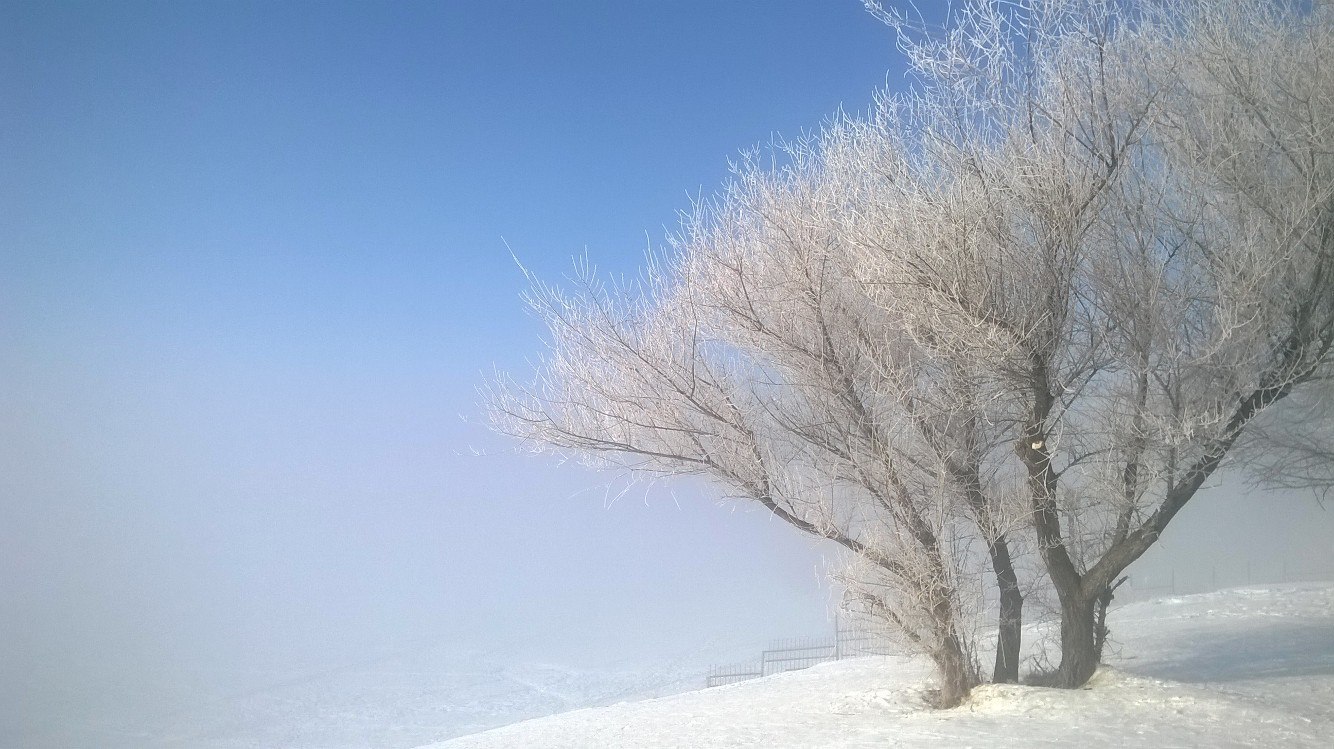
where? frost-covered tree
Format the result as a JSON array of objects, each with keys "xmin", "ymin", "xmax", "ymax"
[
  {"xmin": 848, "ymin": 0, "xmax": 1334, "ymax": 687},
  {"xmin": 486, "ymin": 0, "xmax": 1333, "ymax": 704},
  {"xmin": 672, "ymin": 144, "xmax": 1029, "ymax": 689},
  {"xmin": 483, "ymin": 234, "xmax": 1005, "ymax": 705}
]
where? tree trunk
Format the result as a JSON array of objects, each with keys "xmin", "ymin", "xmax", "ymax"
[
  {"xmin": 956, "ymin": 462, "xmax": 1025, "ymax": 684},
  {"xmin": 1056, "ymin": 594, "xmax": 1099, "ymax": 688},
  {"xmin": 933, "ymin": 630, "xmax": 976, "ymax": 708},
  {"xmin": 922, "ymin": 573, "xmax": 977, "ymax": 708},
  {"xmin": 1094, "ymin": 576, "xmax": 1129, "ymax": 656},
  {"xmin": 988, "ymin": 538, "xmax": 1023, "ymax": 683}
]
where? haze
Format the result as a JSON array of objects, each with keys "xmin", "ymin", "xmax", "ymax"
[{"xmin": 2, "ymin": 2, "xmax": 1330, "ymax": 746}]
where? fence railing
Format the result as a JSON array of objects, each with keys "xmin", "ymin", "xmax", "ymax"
[
  {"xmin": 705, "ymin": 662, "xmax": 764, "ymax": 688},
  {"xmin": 705, "ymin": 618, "xmax": 901, "ymax": 688},
  {"xmin": 706, "ymin": 565, "xmax": 1334, "ymax": 688}
]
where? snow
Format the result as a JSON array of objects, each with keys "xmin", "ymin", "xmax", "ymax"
[
  {"xmin": 421, "ymin": 584, "xmax": 1334, "ymax": 748},
  {"xmin": 38, "ymin": 584, "xmax": 1331, "ymax": 747},
  {"xmin": 48, "ymin": 632, "xmax": 772, "ymax": 749}
]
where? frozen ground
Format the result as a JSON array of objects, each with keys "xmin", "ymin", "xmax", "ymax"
[
  {"xmin": 424, "ymin": 584, "xmax": 1334, "ymax": 748},
  {"xmin": 16, "ymin": 584, "xmax": 1330, "ymax": 748},
  {"xmin": 13, "ymin": 630, "xmax": 772, "ymax": 749}
]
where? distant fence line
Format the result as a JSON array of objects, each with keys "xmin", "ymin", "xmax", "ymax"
[
  {"xmin": 1115, "ymin": 561, "xmax": 1334, "ymax": 602},
  {"xmin": 706, "ymin": 617, "xmax": 901, "ymax": 688},
  {"xmin": 707, "ymin": 563, "xmax": 1334, "ymax": 688}
]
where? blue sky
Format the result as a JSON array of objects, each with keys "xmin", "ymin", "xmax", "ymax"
[
  {"xmin": 0, "ymin": 0, "xmax": 926, "ymax": 739},
  {"xmin": 4, "ymin": 1, "xmax": 1333, "ymax": 744}
]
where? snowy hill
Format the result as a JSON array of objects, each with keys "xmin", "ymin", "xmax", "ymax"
[
  {"xmin": 41, "ymin": 632, "xmax": 773, "ymax": 749},
  {"xmin": 422, "ymin": 584, "xmax": 1334, "ymax": 748}
]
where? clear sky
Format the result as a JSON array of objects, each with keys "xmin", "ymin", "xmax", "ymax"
[{"xmin": 2, "ymin": 1, "xmax": 1331, "ymax": 745}]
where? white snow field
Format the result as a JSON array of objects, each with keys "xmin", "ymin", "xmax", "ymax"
[
  {"xmin": 42, "ymin": 630, "xmax": 775, "ymax": 749},
  {"xmin": 424, "ymin": 584, "xmax": 1334, "ymax": 748}
]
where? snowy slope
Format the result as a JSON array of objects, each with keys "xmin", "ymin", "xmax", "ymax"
[
  {"xmin": 41, "ymin": 633, "xmax": 771, "ymax": 749},
  {"xmin": 423, "ymin": 584, "xmax": 1334, "ymax": 748}
]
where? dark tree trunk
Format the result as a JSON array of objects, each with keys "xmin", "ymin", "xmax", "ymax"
[
  {"xmin": 1056, "ymin": 593, "xmax": 1100, "ymax": 688},
  {"xmin": 1044, "ymin": 391, "xmax": 1287, "ymax": 686},
  {"xmin": 1094, "ymin": 576, "xmax": 1129, "ymax": 656},
  {"xmin": 955, "ymin": 460, "xmax": 1025, "ymax": 685},
  {"xmin": 988, "ymin": 537, "xmax": 1024, "ymax": 683}
]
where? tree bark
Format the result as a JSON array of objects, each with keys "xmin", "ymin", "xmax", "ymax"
[
  {"xmin": 933, "ymin": 627, "xmax": 976, "ymax": 708},
  {"xmin": 954, "ymin": 460, "xmax": 1024, "ymax": 684},
  {"xmin": 989, "ymin": 538, "xmax": 1024, "ymax": 683},
  {"xmin": 1094, "ymin": 576, "xmax": 1129, "ymax": 656},
  {"xmin": 1056, "ymin": 593, "xmax": 1100, "ymax": 688}
]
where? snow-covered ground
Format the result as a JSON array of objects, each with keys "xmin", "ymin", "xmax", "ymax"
[
  {"xmin": 423, "ymin": 584, "xmax": 1334, "ymax": 748},
  {"xmin": 28, "ymin": 584, "xmax": 1330, "ymax": 747},
  {"xmin": 32, "ymin": 631, "xmax": 771, "ymax": 749}
]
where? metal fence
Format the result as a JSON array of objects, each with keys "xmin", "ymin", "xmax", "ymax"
[
  {"xmin": 762, "ymin": 638, "xmax": 838, "ymax": 676},
  {"xmin": 836, "ymin": 621, "xmax": 899, "ymax": 657},
  {"xmin": 705, "ymin": 662, "xmax": 764, "ymax": 688},
  {"xmin": 705, "ymin": 563, "xmax": 1334, "ymax": 688},
  {"xmin": 705, "ymin": 617, "xmax": 901, "ymax": 688}
]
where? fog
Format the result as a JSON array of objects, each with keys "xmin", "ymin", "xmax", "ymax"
[{"xmin": 2, "ymin": 2, "xmax": 1331, "ymax": 747}]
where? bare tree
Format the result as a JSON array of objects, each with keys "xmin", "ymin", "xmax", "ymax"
[
  {"xmin": 1241, "ymin": 388, "xmax": 1334, "ymax": 500},
  {"xmin": 673, "ymin": 142, "xmax": 1029, "ymax": 685},
  {"xmin": 850, "ymin": 0, "xmax": 1334, "ymax": 687},
  {"xmin": 486, "ymin": 0, "xmax": 1331, "ymax": 707},
  {"xmin": 482, "ymin": 130, "xmax": 1055, "ymax": 703}
]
